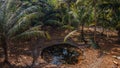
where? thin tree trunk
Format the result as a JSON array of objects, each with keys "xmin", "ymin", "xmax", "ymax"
[
  {"xmin": 93, "ymin": 0, "xmax": 97, "ymax": 43},
  {"xmin": 94, "ymin": 26, "xmax": 97, "ymax": 41},
  {"xmin": 101, "ymin": 27, "xmax": 105, "ymax": 36},
  {"xmin": 81, "ymin": 23, "xmax": 87, "ymax": 44},
  {"xmin": 91, "ymin": 0, "xmax": 100, "ymax": 49},
  {"xmin": 106, "ymin": 29, "xmax": 109, "ymax": 38},
  {"xmin": 118, "ymin": 30, "xmax": 120, "ymax": 42}
]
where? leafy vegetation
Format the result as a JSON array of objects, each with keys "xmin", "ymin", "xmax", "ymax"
[
  {"xmin": 0, "ymin": 0, "xmax": 50, "ymax": 65},
  {"xmin": 0, "ymin": 0, "xmax": 120, "ymax": 67}
]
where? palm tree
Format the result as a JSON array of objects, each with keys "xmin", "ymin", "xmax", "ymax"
[
  {"xmin": 64, "ymin": 0, "xmax": 101, "ymax": 48},
  {"xmin": 68, "ymin": 0, "xmax": 93, "ymax": 43},
  {"xmin": 47, "ymin": 0, "xmax": 75, "ymax": 28},
  {"xmin": 98, "ymin": 0, "xmax": 120, "ymax": 41},
  {"xmin": 0, "ymin": 0, "xmax": 50, "ymax": 65}
]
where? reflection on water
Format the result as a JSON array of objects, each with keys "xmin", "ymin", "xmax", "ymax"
[
  {"xmin": 41, "ymin": 43, "xmax": 83, "ymax": 65},
  {"xmin": 51, "ymin": 56, "xmax": 64, "ymax": 65}
]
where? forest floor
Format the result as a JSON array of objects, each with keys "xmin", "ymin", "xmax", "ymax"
[{"xmin": 0, "ymin": 27, "xmax": 120, "ymax": 68}]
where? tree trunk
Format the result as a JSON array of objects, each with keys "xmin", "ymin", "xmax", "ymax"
[
  {"xmin": 101, "ymin": 27, "xmax": 105, "ymax": 36},
  {"xmin": 81, "ymin": 23, "xmax": 87, "ymax": 44},
  {"xmin": 94, "ymin": 25, "xmax": 97, "ymax": 42},
  {"xmin": 31, "ymin": 40, "xmax": 40, "ymax": 67},
  {"xmin": 118, "ymin": 30, "xmax": 120, "ymax": 42},
  {"xmin": 91, "ymin": 0, "xmax": 100, "ymax": 49},
  {"xmin": 93, "ymin": 0, "xmax": 97, "ymax": 43},
  {"xmin": 1, "ymin": 36, "xmax": 10, "ymax": 65},
  {"xmin": 2, "ymin": 42, "xmax": 8, "ymax": 63}
]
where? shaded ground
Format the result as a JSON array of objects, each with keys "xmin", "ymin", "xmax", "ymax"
[{"xmin": 0, "ymin": 27, "xmax": 120, "ymax": 68}]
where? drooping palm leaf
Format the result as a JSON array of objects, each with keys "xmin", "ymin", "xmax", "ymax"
[
  {"xmin": 64, "ymin": 30, "xmax": 77, "ymax": 42},
  {"xmin": 44, "ymin": 19, "xmax": 61, "ymax": 27},
  {"xmin": 12, "ymin": 31, "xmax": 50, "ymax": 40},
  {"xmin": 7, "ymin": 12, "xmax": 42, "ymax": 38},
  {"xmin": 6, "ymin": 5, "xmax": 42, "ymax": 30}
]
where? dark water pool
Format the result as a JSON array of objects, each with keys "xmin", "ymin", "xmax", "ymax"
[{"xmin": 41, "ymin": 43, "xmax": 84, "ymax": 65}]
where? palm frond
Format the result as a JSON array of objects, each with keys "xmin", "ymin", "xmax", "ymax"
[
  {"xmin": 44, "ymin": 19, "xmax": 61, "ymax": 26},
  {"xmin": 64, "ymin": 30, "xmax": 77, "ymax": 42},
  {"xmin": 6, "ymin": 5, "xmax": 42, "ymax": 29},
  {"xmin": 6, "ymin": 0, "xmax": 15, "ymax": 11},
  {"xmin": 12, "ymin": 31, "xmax": 51, "ymax": 40},
  {"xmin": 44, "ymin": 13, "xmax": 60, "ymax": 20},
  {"xmin": 7, "ymin": 12, "xmax": 41, "ymax": 38}
]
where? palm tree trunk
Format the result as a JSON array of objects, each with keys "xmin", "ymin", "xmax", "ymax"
[
  {"xmin": 94, "ymin": 25, "xmax": 97, "ymax": 41},
  {"xmin": 2, "ymin": 42, "xmax": 8, "ymax": 63},
  {"xmin": 93, "ymin": 0, "xmax": 97, "ymax": 43},
  {"xmin": 1, "ymin": 36, "xmax": 10, "ymax": 65},
  {"xmin": 101, "ymin": 27, "xmax": 105, "ymax": 36},
  {"xmin": 81, "ymin": 23, "xmax": 87, "ymax": 44},
  {"xmin": 91, "ymin": 0, "xmax": 100, "ymax": 49},
  {"xmin": 118, "ymin": 30, "xmax": 120, "ymax": 42}
]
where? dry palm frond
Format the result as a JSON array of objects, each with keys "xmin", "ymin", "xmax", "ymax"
[{"xmin": 64, "ymin": 30, "xmax": 77, "ymax": 42}]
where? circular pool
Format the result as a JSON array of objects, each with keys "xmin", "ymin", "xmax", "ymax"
[{"xmin": 41, "ymin": 43, "xmax": 84, "ymax": 65}]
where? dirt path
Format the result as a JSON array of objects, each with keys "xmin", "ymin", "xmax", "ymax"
[{"xmin": 88, "ymin": 57, "xmax": 103, "ymax": 68}]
